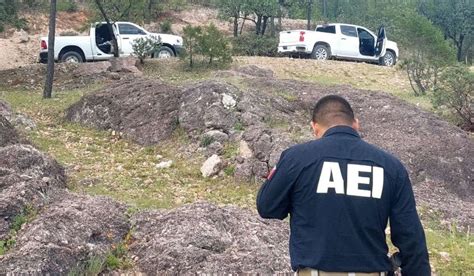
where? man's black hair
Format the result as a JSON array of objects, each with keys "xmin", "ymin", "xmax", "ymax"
[{"xmin": 312, "ymin": 95, "xmax": 355, "ymax": 126}]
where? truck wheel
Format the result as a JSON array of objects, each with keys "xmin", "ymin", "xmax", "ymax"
[
  {"xmin": 311, "ymin": 45, "xmax": 331, "ymax": 60},
  {"xmin": 154, "ymin": 46, "xmax": 175, "ymax": 59},
  {"xmin": 60, "ymin": 51, "xmax": 83, "ymax": 63},
  {"xmin": 381, "ymin": 51, "xmax": 396, "ymax": 66}
]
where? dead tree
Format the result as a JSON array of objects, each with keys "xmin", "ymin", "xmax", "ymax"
[{"xmin": 43, "ymin": 0, "xmax": 57, "ymax": 99}]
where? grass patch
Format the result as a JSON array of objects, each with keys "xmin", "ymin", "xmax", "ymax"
[
  {"xmin": 0, "ymin": 205, "xmax": 37, "ymax": 255},
  {"xmin": 143, "ymin": 59, "xmax": 215, "ymax": 85}
]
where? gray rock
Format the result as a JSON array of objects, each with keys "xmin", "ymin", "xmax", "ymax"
[
  {"xmin": 201, "ymin": 154, "xmax": 223, "ymax": 177},
  {"xmin": 156, "ymin": 160, "xmax": 173, "ymax": 169},
  {"xmin": 0, "ymin": 115, "xmax": 19, "ymax": 147},
  {"xmin": 206, "ymin": 141, "xmax": 224, "ymax": 156},
  {"xmin": 129, "ymin": 202, "xmax": 291, "ymax": 274},
  {"xmin": 236, "ymin": 65, "xmax": 274, "ymax": 78},
  {"xmin": 234, "ymin": 158, "xmax": 268, "ymax": 183},
  {"xmin": 239, "ymin": 140, "xmax": 253, "ymax": 159},
  {"xmin": 204, "ymin": 130, "xmax": 229, "ymax": 143},
  {"xmin": 0, "ymin": 100, "xmax": 13, "ymax": 119},
  {"xmin": 179, "ymin": 81, "xmax": 240, "ymax": 136},
  {"xmin": 10, "ymin": 113, "xmax": 37, "ymax": 130},
  {"xmin": 108, "ymin": 57, "xmax": 142, "ymax": 75},
  {"xmin": 66, "ymin": 78, "xmax": 182, "ymax": 146},
  {"xmin": 0, "ymin": 144, "xmax": 66, "ymax": 238},
  {"xmin": 0, "ymin": 193, "xmax": 129, "ymax": 275},
  {"xmin": 243, "ymin": 126, "xmax": 273, "ymax": 162}
]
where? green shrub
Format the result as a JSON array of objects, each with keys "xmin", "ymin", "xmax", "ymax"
[
  {"xmin": 182, "ymin": 25, "xmax": 202, "ymax": 67},
  {"xmin": 0, "ymin": 24, "xmax": 4, "ymax": 33},
  {"xmin": 182, "ymin": 24, "xmax": 232, "ymax": 68},
  {"xmin": 432, "ymin": 65, "xmax": 473, "ymax": 130},
  {"xmin": 232, "ymin": 34, "xmax": 278, "ymax": 57},
  {"xmin": 199, "ymin": 24, "xmax": 232, "ymax": 65},
  {"xmin": 57, "ymin": 0, "xmax": 78, "ymax": 13},
  {"xmin": 160, "ymin": 19, "xmax": 173, "ymax": 34},
  {"xmin": 132, "ymin": 35, "xmax": 162, "ymax": 64},
  {"xmin": 200, "ymin": 135, "xmax": 215, "ymax": 147}
]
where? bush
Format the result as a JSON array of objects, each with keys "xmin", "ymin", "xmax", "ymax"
[
  {"xmin": 232, "ymin": 34, "xmax": 278, "ymax": 57},
  {"xmin": 182, "ymin": 24, "xmax": 232, "ymax": 68},
  {"xmin": 432, "ymin": 65, "xmax": 473, "ymax": 130},
  {"xmin": 132, "ymin": 36, "xmax": 162, "ymax": 64},
  {"xmin": 0, "ymin": 24, "xmax": 4, "ymax": 33},
  {"xmin": 199, "ymin": 24, "xmax": 232, "ymax": 65},
  {"xmin": 57, "ymin": 0, "xmax": 78, "ymax": 13},
  {"xmin": 160, "ymin": 19, "xmax": 173, "ymax": 34},
  {"xmin": 182, "ymin": 25, "xmax": 202, "ymax": 68}
]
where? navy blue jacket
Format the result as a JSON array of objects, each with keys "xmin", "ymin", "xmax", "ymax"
[{"xmin": 257, "ymin": 126, "xmax": 430, "ymax": 275}]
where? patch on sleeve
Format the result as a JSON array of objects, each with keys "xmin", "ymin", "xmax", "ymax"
[{"xmin": 267, "ymin": 166, "xmax": 277, "ymax": 180}]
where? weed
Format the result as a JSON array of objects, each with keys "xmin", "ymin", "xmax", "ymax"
[
  {"xmin": 224, "ymin": 165, "xmax": 236, "ymax": 176},
  {"xmin": 222, "ymin": 142, "xmax": 239, "ymax": 159},
  {"xmin": 234, "ymin": 122, "xmax": 245, "ymax": 131},
  {"xmin": 200, "ymin": 135, "xmax": 215, "ymax": 147}
]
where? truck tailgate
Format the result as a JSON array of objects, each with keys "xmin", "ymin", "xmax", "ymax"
[{"xmin": 279, "ymin": 30, "xmax": 307, "ymax": 45}]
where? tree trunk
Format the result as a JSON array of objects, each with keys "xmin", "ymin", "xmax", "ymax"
[
  {"xmin": 261, "ymin": 16, "xmax": 269, "ymax": 36},
  {"xmin": 456, "ymin": 34, "xmax": 465, "ymax": 62},
  {"xmin": 233, "ymin": 15, "xmax": 239, "ymax": 37},
  {"xmin": 277, "ymin": 0, "xmax": 283, "ymax": 32},
  {"xmin": 307, "ymin": 0, "xmax": 313, "ymax": 30},
  {"xmin": 322, "ymin": 0, "xmax": 328, "ymax": 19},
  {"xmin": 270, "ymin": 16, "xmax": 275, "ymax": 37},
  {"xmin": 95, "ymin": 0, "xmax": 119, "ymax": 57},
  {"xmin": 255, "ymin": 15, "xmax": 262, "ymax": 35},
  {"xmin": 43, "ymin": 0, "xmax": 56, "ymax": 99}
]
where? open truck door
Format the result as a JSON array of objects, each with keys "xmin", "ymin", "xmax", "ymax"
[{"xmin": 374, "ymin": 26, "xmax": 387, "ymax": 58}]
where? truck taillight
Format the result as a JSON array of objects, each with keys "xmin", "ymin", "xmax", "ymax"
[
  {"xmin": 41, "ymin": 40, "xmax": 47, "ymax": 50},
  {"xmin": 299, "ymin": 31, "xmax": 305, "ymax": 42}
]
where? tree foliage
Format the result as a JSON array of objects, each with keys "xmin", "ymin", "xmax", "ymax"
[
  {"xmin": 182, "ymin": 24, "xmax": 232, "ymax": 68},
  {"xmin": 432, "ymin": 65, "xmax": 474, "ymax": 130},
  {"xmin": 131, "ymin": 35, "xmax": 161, "ymax": 64},
  {"xmin": 418, "ymin": 0, "xmax": 474, "ymax": 63}
]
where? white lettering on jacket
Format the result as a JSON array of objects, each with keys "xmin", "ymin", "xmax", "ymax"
[{"xmin": 316, "ymin": 162, "xmax": 384, "ymax": 199}]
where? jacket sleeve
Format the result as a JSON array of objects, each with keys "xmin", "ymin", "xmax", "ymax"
[
  {"xmin": 256, "ymin": 150, "xmax": 299, "ymax": 220},
  {"xmin": 390, "ymin": 167, "xmax": 431, "ymax": 276}
]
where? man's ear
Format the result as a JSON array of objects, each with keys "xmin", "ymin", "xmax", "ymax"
[
  {"xmin": 311, "ymin": 121, "xmax": 319, "ymax": 137},
  {"xmin": 352, "ymin": 118, "xmax": 360, "ymax": 131}
]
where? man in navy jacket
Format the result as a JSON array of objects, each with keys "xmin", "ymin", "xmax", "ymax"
[{"xmin": 257, "ymin": 95, "xmax": 430, "ymax": 275}]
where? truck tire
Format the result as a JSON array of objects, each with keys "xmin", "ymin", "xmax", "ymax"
[
  {"xmin": 60, "ymin": 51, "xmax": 84, "ymax": 63},
  {"xmin": 380, "ymin": 51, "xmax": 396, "ymax": 66},
  {"xmin": 154, "ymin": 46, "xmax": 175, "ymax": 59},
  {"xmin": 311, "ymin": 44, "xmax": 331, "ymax": 60}
]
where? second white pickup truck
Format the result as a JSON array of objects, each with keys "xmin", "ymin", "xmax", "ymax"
[
  {"xmin": 39, "ymin": 21, "xmax": 183, "ymax": 63},
  {"xmin": 278, "ymin": 23, "xmax": 399, "ymax": 66}
]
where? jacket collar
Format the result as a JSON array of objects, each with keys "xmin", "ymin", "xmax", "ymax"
[{"xmin": 322, "ymin": 125, "xmax": 360, "ymax": 138}]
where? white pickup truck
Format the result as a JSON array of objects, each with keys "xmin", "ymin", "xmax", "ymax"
[
  {"xmin": 278, "ymin": 23, "xmax": 399, "ymax": 66},
  {"xmin": 39, "ymin": 21, "xmax": 183, "ymax": 63}
]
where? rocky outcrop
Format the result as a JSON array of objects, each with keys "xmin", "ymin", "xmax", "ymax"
[
  {"xmin": 0, "ymin": 115, "xmax": 19, "ymax": 147},
  {"xmin": 0, "ymin": 193, "xmax": 129, "ymax": 274},
  {"xmin": 0, "ymin": 144, "xmax": 66, "ymax": 239},
  {"xmin": 129, "ymin": 202, "xmax": 291, "ymax": 274},
  {"xmin": 66, "ymin": 78, "xmax": 182, "ymax": 145}
]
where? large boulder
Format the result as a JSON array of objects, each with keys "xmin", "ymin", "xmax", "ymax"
[
  {"xmin": 179, "ymin": 81, "xmax": 241, "ymax": 136},
  {"xmin": 66, "ymin": 78, "xmax": 183, "ymax": 145},
  {"xmin": 0, "ymin": 115, "xmax": 19, "ymax": 147},
  {"xmin": 0, "ymin": 144, "xmax": 66, "ymax": 239},
  {"xmin": 129, "ymin": 202, "xmax": 291, "ymax": 274},
  {"xmin": 0, "ymin": 193, "xmax": 129, "ymax": 274}
]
